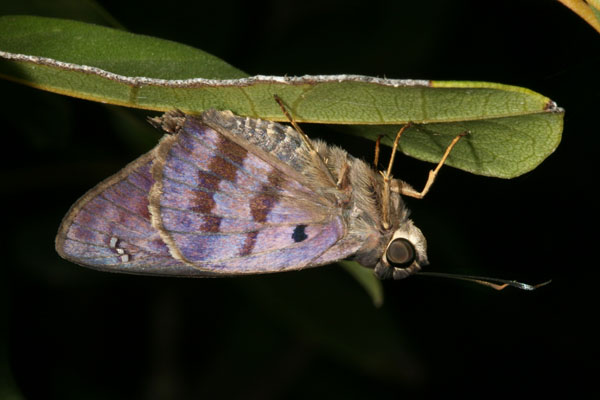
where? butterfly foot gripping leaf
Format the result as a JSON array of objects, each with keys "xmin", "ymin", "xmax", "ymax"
[{"xmin": 56, "ymin": 109, "xmax": 435, "ymax": 279}]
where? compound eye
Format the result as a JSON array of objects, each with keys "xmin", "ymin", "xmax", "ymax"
[{"xmin": 386, "ymin": 238, "xmax": 416, "ymax": 268}]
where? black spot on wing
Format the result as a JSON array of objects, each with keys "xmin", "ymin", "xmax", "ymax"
[{"xmin": 292, "ymin": 224, "xmax": 308, "ymax": 243}]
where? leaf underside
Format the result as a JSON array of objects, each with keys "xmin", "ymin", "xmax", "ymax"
[{"xmin": 0, "ymin": 14, "xmax": 563, "ymax": 179}]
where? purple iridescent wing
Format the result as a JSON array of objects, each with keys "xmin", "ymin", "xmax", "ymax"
[
  {"xmin": 200, "ymin": 110, "xmax": 366, "ymax": 266},
  {"xmin": 149, "ymin": 114, "xmax": 348, "ymax": 274},
  {"xmin": 55, "ymin": 151, "xmax": 221, "ymax": 276},
  {"xmin": 56, "ymin": 110, "xmax": 363, "ymax": 276}
]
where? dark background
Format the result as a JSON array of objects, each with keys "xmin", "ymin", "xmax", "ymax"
[{"xmin": 1, "ymin": 0, "xmax": 598, "ymax": 398}]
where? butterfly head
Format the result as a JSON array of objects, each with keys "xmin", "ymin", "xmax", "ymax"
[{"xmin": 377, "ymin": 219, "xmax": 428, "ymax": 280}]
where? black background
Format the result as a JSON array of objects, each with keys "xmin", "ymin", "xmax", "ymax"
[{"xmin": 1, "ymin": 0, "xmax": 599, "ymax": 398}]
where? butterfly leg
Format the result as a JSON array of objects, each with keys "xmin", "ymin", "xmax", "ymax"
[
  {"xmin": 380, "ymin": 123, "xmax": 413, "ymax": 229},
  {"xmin": 273, "ymin": 95, "xmax": 338, "ymax": 188},
  {"xmin": 337, "ymin": 162, "xmax": 350, "ymax": 188},
  {"xmin": 393, "ymin": 132, "xmax": 468, "ymax": 199},
  {"xmin": 373, "ymin": 135, "xmax": 384, "ymax": 167}
]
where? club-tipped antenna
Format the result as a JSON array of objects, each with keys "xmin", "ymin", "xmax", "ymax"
[{"xmin": 416, "ymin": 271, "xmax": 551, "ymax": 291}]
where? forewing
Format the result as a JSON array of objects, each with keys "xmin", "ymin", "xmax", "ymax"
[
  {"xmin": 149, "ymin": 115, "xmax": 349, "ymax": 274},
  {"xmin": 55, "ymin": 151, "xmax": 221, "ymax": 277}
]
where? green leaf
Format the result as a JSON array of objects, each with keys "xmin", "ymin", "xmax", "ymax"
[
  {"xmin": 339, "ymin": 261, "xmax": 384, "ymax": 307},
  {"xmin": 0, "ymin": 15, "xmax": 247, "ymax": 80},
  {"xmin": 0, "ymin": 0, "xmax": 124, "ymax": 28},
  {"xmin": 343, "ymin": 111, "xmax": 563, "ymax": 178},
  {"xmin": 0, "ymin": 15, "xmax": 564, "ymax": 178}
]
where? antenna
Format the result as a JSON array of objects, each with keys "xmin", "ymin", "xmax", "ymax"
[{"xmin": 416, "ymin": 271, "xmax": 551, "ymax": 291}]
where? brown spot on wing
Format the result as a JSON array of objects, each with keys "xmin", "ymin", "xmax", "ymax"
[
  {"xmin": 191, "ymin": 189, "xmax": 216, "ymax": 214},
  {"xmin": 206, "ymin": 135, "xmax": 248, "ymax": 183},
  {"xmin": 139, "ymin": 205, "xmax": 151, "ymax": 221},
  {"xmin": 200, "ymin": 215, "xmax": 222, "ymax": 233},
  {"xmin": 217, "ymin": 136, "xmax": 248, "ymax": 165},
  {"xmin": 191, "ymin": 135, "xmax": 248, "ymax": 214},
  {"xmin": 239, "ymin": 231, "xmax": 259, "ymax": 257},
  {"xmin": 208, "ymin": 155, "xmax": 238, "ymax": 182},
  {"xmin": 197, "ymin": 171, "xmax": 221, "ymax": 191},
  {"xmin": 241, "ymin": 172, "xmax": 287, "ymax": 255},
  {"xmin": 249, "ymin": 173, "xmax": 284, "ymax": 223}
]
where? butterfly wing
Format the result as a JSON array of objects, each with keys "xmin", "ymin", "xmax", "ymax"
[
  {"xmin": 149, "ymin": 113, "xmax": 351, "ymax": 274},
  {"xmin": 57, "ymin": 111, "xmax": 363, "ymax": 276},
  {"xmin": 55, "ymin": 151, "xmax": 222, "ymax": 276},
  {"xmin": 199, "ymin": 110, "xmax": 367, "ymax": 267}
]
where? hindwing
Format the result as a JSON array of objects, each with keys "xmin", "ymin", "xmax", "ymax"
[{"xmin": 55, "ymin": 152, "xmax": 221, "ymax": 276}]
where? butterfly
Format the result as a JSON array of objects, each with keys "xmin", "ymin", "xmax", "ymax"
[{"xmin": 55, "ymin": 99, "xmax": 464, "ymax": 280}]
